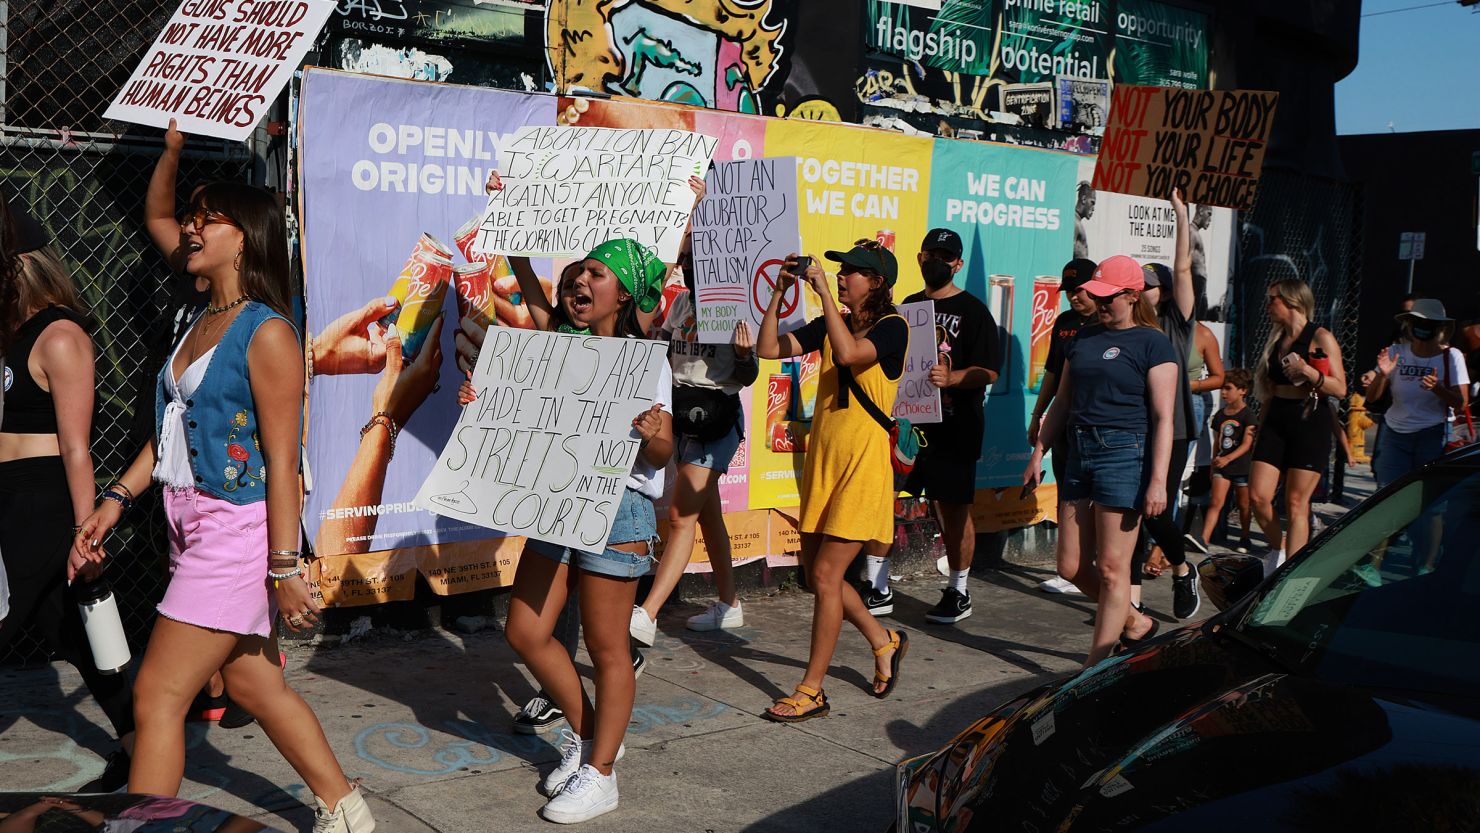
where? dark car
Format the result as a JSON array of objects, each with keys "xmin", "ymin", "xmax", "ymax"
[
  {"xmin": 0, "ymin": 793, "xmax": 283, "ymax": 832},
  {"xmin": 894, "ymin": 447, "xmax": 1480, "ymax": 832}
]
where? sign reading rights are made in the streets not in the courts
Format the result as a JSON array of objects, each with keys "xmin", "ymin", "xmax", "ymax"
[
  {"xmin": 690, "ymin": 156, "xmax": 804, "ymax": 344},
  {"xmin": 473, "ymin": 125, "xmax": 719, "ymax": 264},
  {"xmin": 105, "ymin": 0, "xmax": 335, "ymax": 141},
  {"xmin": 417, "ymin": 329, "xmax": 669, "ymax": 552}
]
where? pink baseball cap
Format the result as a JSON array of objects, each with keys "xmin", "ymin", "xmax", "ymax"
[{"xmin": 1080, "ymin": 255, "xmax": 1145, "ymax": 297}]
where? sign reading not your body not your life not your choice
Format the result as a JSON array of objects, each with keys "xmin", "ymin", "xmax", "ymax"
[
  {"xmin": 1092, "ymin": 86, "xmax": 1279, "ymax": 211},
  {"xmin": 417, "ymin": 329, "xmax": 668, "ymax": 552}
]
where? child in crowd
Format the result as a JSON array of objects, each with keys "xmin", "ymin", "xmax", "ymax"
[{"xmin": 1199, "ymin": 369, "xmax": 1257, "ymax": 553}]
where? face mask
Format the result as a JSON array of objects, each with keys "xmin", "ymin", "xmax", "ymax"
[
  {"xmin": 1411, "ymin": 323, "xmax": 1437, "ymax": 341},
  {"xmin": 921, "ymin": 257, "xmax": 954, "ymax": 289}
]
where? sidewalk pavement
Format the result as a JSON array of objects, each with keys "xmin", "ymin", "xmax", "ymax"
[{"xmin": 0, "ymin": 468, "xmax": 1370, "ymax": 832}]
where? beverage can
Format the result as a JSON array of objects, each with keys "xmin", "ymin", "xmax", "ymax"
[
  {"xmin": 454, "ymin": 213, "xmax": 493, "ymax": 264},
  {"xmin": 766, "ymin": 373, "xmax": 792, "ymax": 451},
  {"xmin": 1028, "ymin": 276, "xmax": 1062, "ymax": 394},
  {"xmin": 389, "ymin": 235, "xmax": 453, "ymax": 358},
  {"xmin": 796, "ymin": 351, "xmax": 821, "ymax": 421},
  {"xmin": 875, "ymin": 229, "xmax": 896, "ymax": 252},
  {"xmin": 987, "ymin": 275, "xmax": 1015, "ymax": 396},
  {"xmin": 454, "ymin": 261, "xmax": 498, "ymax": 332}
]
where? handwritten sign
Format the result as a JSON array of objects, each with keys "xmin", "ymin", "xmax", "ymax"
[
  {"xmin": 472, "ymin": 126, "xmax": 718, "ymax": 263},
  {"xmin": 894, "ymin": 300, "xmax": 941, "ymax": 425},
  {"xmin": 104, "ymin": 0, "xmax": 334, "ymax": 141},
  {"xmin": 690, "ymin": 157, "xmax": 804, "ymax": 344},
  {"xmin": 416, "ymin": 329, "xmax": 669, "ymax": 552},
  {"xmin": 1092, "ymin": 86, "xmax": 1279, "ymax": 211}
]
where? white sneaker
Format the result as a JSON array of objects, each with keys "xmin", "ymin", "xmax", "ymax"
[
  {"xmin": 1261, "ymin": 549, "xmax": 1286, "ymax": 578},
  {"xmin": 541, "ymin": 729, "xmax": 625, "ymax": 797},
  {"xmin": 628, "ymin": 606, "xmax": 657, "ymax": 646},
  {"xmin": 685, "ymin": 601, "xmax": 743, "ymax": 631},
  {"xmin": 540, "ymin": 764, "xmax": 619, "ymax": 824},
  {"xmin": 1038, "ymin": 576, "xmax": 1083, "ymax": 595},
  {"xmin": 312, "ymin": 787, "xmax": 376, "ymax": 833}
]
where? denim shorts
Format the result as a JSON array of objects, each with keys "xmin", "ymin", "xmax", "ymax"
[
  {"xmin": 1212, "ymin": 471, "xmax": 1249, "ymax": 487},
  {"xmin": 676, "ymin": 424, "xmax": 742, "ymax": 473},
  {"xmin": 1061, "ymin": 426, "xmax": 1150, "ymax": 511},
  {"xmin": 526, "ymin": 487, "xmax": 657, "ymax": 579}
]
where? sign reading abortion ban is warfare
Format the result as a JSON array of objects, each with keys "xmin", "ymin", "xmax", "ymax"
[
  {"xmin": 105, "ymin": 0, "xmax": 334, "ymax": 142},
  {"xmin": 473, "ymin": 126, "xmax": 719, "ymax": 264},
  {"xmin": 690, "ymin": 157, "xmax": 804, "ymax": 344},
  {"xmin": 1092, "ymin": 86, "xmax": 1279, "ymax": 211},
  {"xmin": 417, "ymin": 329, "xmax": 668, "ymax": 552}
]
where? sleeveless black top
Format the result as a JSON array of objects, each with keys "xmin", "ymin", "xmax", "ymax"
[
  {"xmin": 1267, "ymin": 321, "xmax": 1319, "ymax": 386},
  {"xmin": 2, "ymin": 306, "xmax": 84, "ymax": 434}
]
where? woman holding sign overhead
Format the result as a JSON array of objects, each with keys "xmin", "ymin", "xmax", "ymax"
[
  {"xmin": 461, "ymin": 178, "xmax": 674, "ymax": 823},
  {"xmin": 755, "ymin": 240, "xmax": 910, "ymax": 723}
]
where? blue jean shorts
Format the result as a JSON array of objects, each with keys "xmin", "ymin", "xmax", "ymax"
[
  {"xmin": 526, "ymin": 487, "xmax": 657, "ymax": 579},
  {"xmin": 1061, "ymin": 426, "xmax": 1150, "ymax": 511},
  {"xmin": 1212, "ymin": 470, "xmax": 1249, "ymax": 487},
  {"xmin": 676, "ymin": 425, "xmax": 742, "ymax": 473}
]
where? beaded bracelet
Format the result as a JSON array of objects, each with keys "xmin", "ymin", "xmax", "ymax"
[
  {"xmin": 360, "ymin": 412, "xmax": 399, "ymax": 461},
  {"xmin": 267, "ymin": 565, "xmax": 303, "ymax": 580}
]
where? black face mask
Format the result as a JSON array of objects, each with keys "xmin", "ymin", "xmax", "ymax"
[
  {"xmin": 1411, "ymin": 323, "xmax": 1437, "ymax": 341},
  {"xmin": 921, "ymin": 257, "xmax": 954, "ymax": 289}
]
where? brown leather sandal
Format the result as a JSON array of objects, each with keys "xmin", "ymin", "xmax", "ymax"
[
  {"xmin": 871, "ymin": 629, "xmax": 909, "ymax": 699},
  {"xmin": 762, "ymin": 684, "xmax": 829, "ymax": 723}
]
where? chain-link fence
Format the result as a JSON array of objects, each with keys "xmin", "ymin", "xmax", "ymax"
[{"xmin": 2, "ymin": 1, "xmax": 254, "ymax": 664}]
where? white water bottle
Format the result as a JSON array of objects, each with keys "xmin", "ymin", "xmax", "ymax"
[{"xmin": 76, "ymin": 577, "xmax": 131, "ymax": 674}]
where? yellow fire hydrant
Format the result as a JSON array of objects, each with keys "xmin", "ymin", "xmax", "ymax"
[{"xmin": 1348, "ymin": 393, "xmax": 1375, "ymax": 463}]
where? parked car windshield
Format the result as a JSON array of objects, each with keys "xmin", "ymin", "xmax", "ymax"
[{"xmin": 1237, "ymin": 466, "xmax": 1480, "ymax": 699}]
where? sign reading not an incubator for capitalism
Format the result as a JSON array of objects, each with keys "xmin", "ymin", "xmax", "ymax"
[
  {"xmin": 104, "ymin": 0, "xmax": 335, "ymax": 141},
  {"xmin": 690, "ymin": 156, "xmax": 805, "ymax": 344},
  {"xmin": 416, "ymin": 329, "xmax": 669, "ymax": 552},
  {"xmin": 1092, "ymin": 85, "xmax": 1279, "ymax": 211},
  {"xmin": 473, "ymin": 125, "xmax": 719, "ymax": 264}
]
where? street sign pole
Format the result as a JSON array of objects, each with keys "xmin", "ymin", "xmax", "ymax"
[{"xmin": 1407, "ymin": 258, "xmax": 1416, "ymax": 294}]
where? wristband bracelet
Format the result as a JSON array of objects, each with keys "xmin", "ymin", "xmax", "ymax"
[
  {"xmin": 101, "ymin": 489, "xmax": 132, "ymax": 513},
  {"xmin": 268, "ymin": 565, "xmax": 303, "ymax": 580},
  {"xmin": 108, "ymin": 481, "xmax": 135, "ymax": 501},
  {"xmin": 361, "ymin": 412, "xmax": 399, "ymax": 460},
  {"xmin": 270, "ymin": 549, "xmax": 302, "ymax": 559}
]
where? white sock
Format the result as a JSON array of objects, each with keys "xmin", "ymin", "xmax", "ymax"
[
  {"xmin": 949, "ymin": 570, "xmax": 969, "ymax": 594},
  {"xmin": 865, "ymin": 556, "xmax": 890, "ymax": 593}
]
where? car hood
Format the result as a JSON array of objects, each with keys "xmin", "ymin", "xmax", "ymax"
[{"xmin": 897, "ymin": 626, "xmax": 1480, "ymax": 832}]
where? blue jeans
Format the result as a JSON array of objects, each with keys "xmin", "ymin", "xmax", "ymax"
[
  {"xmin": 1062, "ymin": 426, "xmax": 1149, "ymax": 511},
  {"xmin": 1372, "ymin": 423, "xmax": 1446, "ymax": 489}
]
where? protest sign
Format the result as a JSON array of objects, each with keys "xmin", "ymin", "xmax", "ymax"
[
  {"xmin": 690, "ymin": 157, "xmax": 804, "ymax": 343},
  {"xmin": 1092, "ymin": 85, "xmax": 1279, "ymax": 211},
  {"xmin": 417, "ymin": 329, "xmax": 669, "ymax": 552},
  {"xmin": 105, "ymin": 0, "xmax": 334, "ymax": 141},
  {"xmin": 894, "ymin": 300, "xmax": 941, "ymax": 424},
  {"xmin": 472, "ymin": 125, "xmax": 718, "ymax": 263}
]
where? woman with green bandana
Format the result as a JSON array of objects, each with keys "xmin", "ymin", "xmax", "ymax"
[{"xmin": 459, "ymin": 213, "xmax": 673, "ymax": 823}]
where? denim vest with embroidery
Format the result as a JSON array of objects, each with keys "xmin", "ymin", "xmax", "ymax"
[{"xmin": 155, "ymin": 301, "xmax": 298, "ymax": 505}]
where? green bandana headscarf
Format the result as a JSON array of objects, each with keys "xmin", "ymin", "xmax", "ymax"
[{"xmin": 587, "ymin": 238, "xmax": 666, "ymax": 314}]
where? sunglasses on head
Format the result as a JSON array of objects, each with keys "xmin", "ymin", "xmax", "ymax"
[
  {"xmin": 180, "ymin": 206, "xmax": 240, "ymax": 231},
  {"xmin": 852, "ymin": 238, "xmax": 885, "ymax": 250},
  {"xmin": 1089, "ymin": 289, "xmax": 1132, "ymax": 305}
]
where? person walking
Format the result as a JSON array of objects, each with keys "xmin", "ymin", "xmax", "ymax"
[
  {"xmin": 756, "ymin": 241, "xmax": 909, "ymax": 722},
  {"xmin": 1366, "ymin": 299, "xmax": 1468, "ymax": 488},
  {"xmin": 74, "ymin": 180, "xmax": 375, "ymax": 832},
  {"xmin": 1023, "ymin": 255, "xmax": 1177, "ymax": 666},
  {"xmin": 1198, "ymin": 369, "xmax": 1257, "ymax": 552}
]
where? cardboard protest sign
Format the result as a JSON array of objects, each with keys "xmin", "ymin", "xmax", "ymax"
[
  {"xmin": 1092, "ymin": 85, "xmax": 1279, "ymax": 211},
  {"xmin": 472, "ymin": 125, "xmax": 718, "ymax": 263},
  {"xmin": 893, "ymin": 300, "xmax": 941, "ymax": 424},
  {"xmin": 690, "ymin": 157, "xmax": 804, "ymax": 344},
  {"xmin": 416, "ymin": 329, "xmax": 669, "ymax": 552},
  {"xmin": 105, "ymin": 0, "xmax": 334, "ymax": 141}
]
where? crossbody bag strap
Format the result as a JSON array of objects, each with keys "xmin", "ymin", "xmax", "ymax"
[{"xmin": 843, "ymin": 370, "xmax": 895, "ymax": 433}]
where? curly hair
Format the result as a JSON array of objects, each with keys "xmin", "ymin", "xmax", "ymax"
[{"xmin": 848, "ymin": 279, "xmax": 896, "ymax": 332}]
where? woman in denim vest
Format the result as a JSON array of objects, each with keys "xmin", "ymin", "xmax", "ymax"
[{"xmin": 75, "ymin": 181, "xmax": 374, "ymax": 832}]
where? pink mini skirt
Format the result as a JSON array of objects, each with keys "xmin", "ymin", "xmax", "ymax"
[{"xmin": 158, "ymin": 488, "xmax": 275, "ymax": 637}]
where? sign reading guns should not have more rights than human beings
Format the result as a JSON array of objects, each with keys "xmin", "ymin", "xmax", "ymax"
[
  {"xmin": 472, "ymin": 125, "xmax": 718, "ymax": 264},
  {"xmin": 417, "ymin": 329, "xmax": 668, "ymax": 552},
  {"xmin": 1092, "ymin": 85, "xmax": 1279, "ymax": 211},
  {"xmin": 105, "ymin": 0, "xmax": 334, "ymax": 141}
]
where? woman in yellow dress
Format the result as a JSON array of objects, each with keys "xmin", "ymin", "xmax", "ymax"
[{"xmin": 756, "ymin": 240, "xmax": 910, "ymax": 722}]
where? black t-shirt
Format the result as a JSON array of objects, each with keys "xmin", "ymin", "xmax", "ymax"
[
  {"xmin": 793, "ymin": 314, "xmax": 908, "ymax": 381},
  {"xmin": 1158, "ymin": 304, "xmax": 1195, "ymax": 440},
  {"xmin": 1211, "ymin": 405, "xmax": 1254, "ymax": 477},
  {"xmin": 1065, "ymin": 325, "xmax": 1179, "ymax": 432},
  {"xmin": 902, "ymin": 289, "xmax": 999, "ymax": 458},
  {"xmin": 1045, "ymin": 309, "xmax": 1093, "ymax": 378}
]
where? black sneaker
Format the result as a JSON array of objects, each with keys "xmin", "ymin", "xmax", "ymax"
[
  {"xmin": 1182, "ymin": 531, "xmax": 1210, "ymax": 555},
  {"xmin": 513, "ymin": 692, "xmax": 565, "ymax": 735},
  {"xmin": 218, "ymin": 696, "xmax": 256, "ymax": 729},
  {"xmin": 1234, "ymin": 537, "xmax": 1253, "ymax": 554},
  {"xmin": 858, "ymin": 583, "xmax": 894, "ymax": 617},
  {"xmin": 632, "ymin": 648, "xmax": 647, "ymax": 680},
  {"xmin": 79, "ymin": 748, "xmax": 129, "ymax": 792},
  {"xmin": 924, "ymin": 588, "xmax": 973, "ymax": 624},
  {"xmin": 1172, "ymin": 568, "xmax": 1201, "ymax": 619}
]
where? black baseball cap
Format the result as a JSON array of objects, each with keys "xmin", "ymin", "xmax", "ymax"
[
  {"xmin": 826, "ymin": 241, "xmax": 899, "ymax": 287},
  {"xmin": 1141, "ymin": 262, "xmax": 1172, "ymax": 289},
  {"xmin": 920, "ymin": 227, "xmax": 963, "ymax": 259},
  {"xmin": 1061, "ymin": 258, "xmax": 1097, "ymax": 292}
]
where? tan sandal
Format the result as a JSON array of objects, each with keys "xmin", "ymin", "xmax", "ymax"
[
  {"xmin": 871, "ymin": 629, "xmax": 909, "ymax": 699},
  {"xmin": 762, "ymin": 684, "xmax": 829, "ymax": 723}
]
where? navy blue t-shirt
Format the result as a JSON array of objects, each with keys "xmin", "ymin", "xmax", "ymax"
[{"xmin": 1065, "ymin": 325, "xmax": 1179, "ymax": 432}]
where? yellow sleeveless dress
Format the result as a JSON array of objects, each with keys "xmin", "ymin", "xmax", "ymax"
[{"xmin": 797, "ymin": 315, "xmax": 907, "ymax": 544}]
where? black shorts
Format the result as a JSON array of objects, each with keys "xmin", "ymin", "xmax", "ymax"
[
  {"xmin": 1251, "ymin": 396, "xmax": 1331, "ymax": 474},
  {"xmin": 903, "ymin": 453, "xmax": 977, "ymax": 505}
]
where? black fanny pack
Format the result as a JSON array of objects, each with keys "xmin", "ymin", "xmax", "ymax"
[{"xmin": 672, "ymin": 385, "xmax": 743, "ymax": 442}]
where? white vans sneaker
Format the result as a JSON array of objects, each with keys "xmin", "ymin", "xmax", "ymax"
[
  {"xmin": 540, "ymin": 764, "xmax": 619, "ymax": 824},
  {"xmin": 1038, "ymin": 576, "xmax": 1083, "ymax": 595},
  {"xmin": 312, "ymin": 787, "xmax": 376, "ymax": 833},
  {"xmin": 685, "ymin": 601, "xmax": 743, "ymax": 632},
  {"xmin": 541, "ymin": 730, "xmax": 625, "ymax": 797},
  {"xmin": 628, "ymin": 606, "xmax": 657, "ymax": 646}
]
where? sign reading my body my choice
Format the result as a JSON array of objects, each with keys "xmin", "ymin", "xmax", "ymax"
[
  {"xmin": 417, "ymin": 329, "xmax": 668, "ymax": 552},
  {"xmin": 473, "ymin": 125, "xmax": 718, "ymax": 264},
  {"xmin": 105, "ymin": 0, "xmax": 335, "ymax": 141}
]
